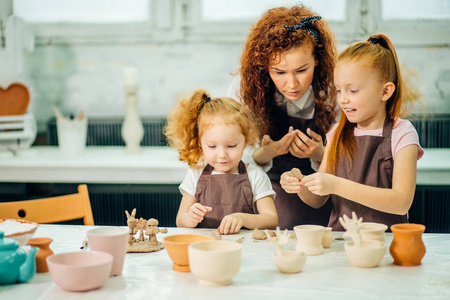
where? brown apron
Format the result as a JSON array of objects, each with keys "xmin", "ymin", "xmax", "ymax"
[
  {"xmin": 328, "ymin": 118, "xmax": 408, "ymax": 231},
  {"xmin": 269, "ymin": 106, "xmax": 332, "ymax": 230},
  {"xmin": 195, "ymin": 161, "xmax": 254, "ymax": 228}
]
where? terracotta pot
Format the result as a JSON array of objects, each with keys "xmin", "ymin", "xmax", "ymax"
[
  {"xmin": 389, "ymin": 223, "xmax": 426, "ymax": 266},
  {"xmin": 27, "ymin": 237, "xmax": 54, "ymax": 273}
]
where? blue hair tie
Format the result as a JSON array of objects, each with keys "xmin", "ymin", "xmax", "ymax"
[{"xmin": 284, "ymin": 16, "xmax": 322, "ymax": 42}]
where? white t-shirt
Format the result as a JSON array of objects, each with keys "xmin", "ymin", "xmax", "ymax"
[{"xmin": 179, "ymin": 163, "xmax": 276, "ymax": 213}]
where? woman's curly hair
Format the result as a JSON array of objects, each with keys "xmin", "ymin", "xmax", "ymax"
[
  {"xmin": 164, "ymin": 89, "xmax": 263, "ymax": 166},
  {"xmin": 239, "ymin": 5, "xmax": 337, "ymax": 136}
]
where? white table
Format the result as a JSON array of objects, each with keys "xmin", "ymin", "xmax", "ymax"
[
  {"xmin": 0, "ymin": 146, "xmax": 448, "ymax": 185},
  {"xmin": 1, "ymin": 225, "xmax": 449, "ymax": 300}
]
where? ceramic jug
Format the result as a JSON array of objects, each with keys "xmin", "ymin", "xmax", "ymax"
[
  {"xmin": 389, "ymin": 223, "xmax": 426, "ymax": 266},
  {"xmin": 27, "ymin": 237, "xmax": 54, "ymax": 273},
  {"xmin": 0, "ymin": 231, "xmax": 38, "ymax": 285}
]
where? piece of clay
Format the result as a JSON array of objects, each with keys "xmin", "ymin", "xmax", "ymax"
[
  {"xmin": 160, "ymin": 228, "xmax": 168, "ymax": 233},
  {"xmin": 252, "ymin": 228, "xmax": 267, "ymax": 240},
  {"xmin": 291, "ymin": 168, "xmax": 304, "ymax": 180},
  {"xmin": 210, "ymin": 229, "xmax": 222, "ymax": 240}
]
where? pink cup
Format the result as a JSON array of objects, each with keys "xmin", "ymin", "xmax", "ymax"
[{"xmin": 87, "ymin": 227, "xmax": 129, "ymax": 276}]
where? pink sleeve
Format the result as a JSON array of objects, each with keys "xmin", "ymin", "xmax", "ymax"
[{"xmin": 392, "ymin": 119, "xmax": 424, "ymax": 160}]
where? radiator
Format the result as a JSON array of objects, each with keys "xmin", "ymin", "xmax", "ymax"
[
  {"xmin": 409, "ymin": 115, "xmax": 450, "ymax": 148},
  {"xmin": 47, "ymin": 117, "xmax": 168, "ymax": 146}
]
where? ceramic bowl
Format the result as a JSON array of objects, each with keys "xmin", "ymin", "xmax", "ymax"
[
  {"xmin": 360, "ymin": 222, "xmax": 388, "ymax": 242},
  {"xmin": 0, "ymin": 218, "xmax": 38, "ymax": 246},
  {"xmin": 188, "ymin": 240, "xmax": 242, "ymax": 286},
  {"xmin": 344, "ymin": 240, "xmax": 386, "ymax": 268},
  {"xmin": 47, "ymin": 251, "xmax": 113, "ymax": 292},
  {"xmin": 163, "ymin": 234, "xmax": 212, "ymax": 272},
  {"xmin": 273, "ymin": 251, "xmax": 306, "ymax": 274}
]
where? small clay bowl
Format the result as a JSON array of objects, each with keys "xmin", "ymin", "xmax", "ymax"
[
  {"xmin": 188, "ymin": 240, "xmax": 242, "ymax": 286},
  {"xmin": 344, "ymin": 240, "xmax": 386, "ymax": 268},
  {"xmin": 163, "ymin": 234, "xmax": 212, "ymax": 272},
  {"xmin": 0, "ymin": 218, "xmax": 39, "ymax": 246},
  {"xmin": 47, "ymin": 251, "xmax": 113, "ymax": 292},
  {"xmin": 360, "ymin": 222, "xmax": 388, "ymax": 242},
  {"xmin": 273, "ymin": 251, "xmax": 306, "ymax": 274}
]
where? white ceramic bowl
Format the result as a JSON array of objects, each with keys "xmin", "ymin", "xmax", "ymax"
[
  {"xmin": 360, "ymin": 222, "xmax": 388, "ymax": 242},
  {"xmin": 188, "ymin": 240, "xmax": 242, "ymax": 286},
  {"xmin": 273, "ymin": 251, "xmax": 306, "ymax": 274},
  {"xmin": 0, "ymin": 218, "xmax": 38, "ymax": 246},
  {"xmin": 47, "ymin": 251, "xmax": 113, "ymax": 292},
  {"xmin": 344, "ymin": 240, "xmax": 386, "ymax": 268}
]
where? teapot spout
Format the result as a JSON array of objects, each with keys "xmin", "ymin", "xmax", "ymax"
[{"xmin": 19, "ymin": 247, "xmax": 38, "ymax": 283}]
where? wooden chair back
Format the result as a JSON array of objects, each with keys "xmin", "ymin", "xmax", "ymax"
[{"xmin": 0, "ymin": 184, "xmax": 94, "ymax": 225}]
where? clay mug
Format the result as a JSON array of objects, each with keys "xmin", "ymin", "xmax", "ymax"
[
  {"xmin": 294, "ymin": 225, "xmax": 325, "ymax": 256},
  {"xmin": 389, "ymin": 223, "xmax": 426, "ymax": 266},
  {"xmin": 27, "ymin": 237, "xmax": 54, "ymax": 273},
  {"xmin": 87, "ymin": 227, "xmax": 129, "ymax": 276}
]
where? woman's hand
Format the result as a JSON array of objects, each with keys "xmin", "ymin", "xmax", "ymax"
[
  {"xmin": 253, "ymin": 127, "xmax": 295, "ymax": 165},
  {"xmin": 189, "ymin": 203, "xmax": 212, "ymax": 224},
  {"xmin": 280, "ymin": 171, "xmax": 302, "ymax": 193},
  {"xmin": 218, "ymin": 213, "xmax": 245, "ymax": 235},
  {"xmin": 300, "ymin": 172, "xmax": 337, "ymax": 196},
  {"xmin": 289, "ymin": 128, "xmax": 324, "ymax": 162}
]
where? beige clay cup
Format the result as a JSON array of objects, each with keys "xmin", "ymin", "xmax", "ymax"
[
  {"xmin": 273, "ymin": 251, "xmax": 306, "ymax": 274},
  {"xmin": 188, "ymin": 240, "xmax": 242, "ymax": 286},
  {"xmin": 344, "ymin": 240, "xmax": 386, "ymax": 268},
  {"xmin": 359, "ymin": 222, "xmax": 388, "ymax": 242},
  {"xmin": 294, "ymin": 224, "xmax": 325, "ymax": 256}
]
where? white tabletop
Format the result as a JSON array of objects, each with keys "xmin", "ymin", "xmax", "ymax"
[
  {"xmin": 1, "ymin": 225, "xmax": 449, "ymax": 300},
  {"xmin": 0, "ymin": 146, "xmax": 449, "ymax": 185}
]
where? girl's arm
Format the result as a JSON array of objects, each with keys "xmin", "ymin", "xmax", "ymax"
[
  {"xmin": 176, "ymin": 193, "xmax": 212, "ymax": 228},
  {"xmin": 301, "ymin": 144, "xmax": 418, "ymax": 214},
  {"xmin": 217, "ymin": 196, "xmax": 278, "ymax": 235}
]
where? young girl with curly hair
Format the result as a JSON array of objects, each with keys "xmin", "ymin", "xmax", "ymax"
[
  {"xmin": 280, "ymin": 34, "xmax": 424, "ymax": 230},
  {"xmin": 227, "ymin": 4, "xmax": 338, "ymax": 229},
  {"xmin": 165, "ymin": 89, "xmax": 278, "ymax": 234}
]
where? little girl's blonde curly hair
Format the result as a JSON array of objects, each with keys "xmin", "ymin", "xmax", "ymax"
[{"xmin": 164, "ymin": 89, "xmax": 263, "ymax": 167}]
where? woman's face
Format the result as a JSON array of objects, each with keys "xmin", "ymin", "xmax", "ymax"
[{"xmin": 268, "ymin": 43, "xmax": 317, "ymax": 101}]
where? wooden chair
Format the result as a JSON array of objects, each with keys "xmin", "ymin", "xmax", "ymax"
[{"xmin": 0, "ymin": 184, "xmax": 94, "ymax": 225}]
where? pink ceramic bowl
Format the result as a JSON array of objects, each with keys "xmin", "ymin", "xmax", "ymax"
[
  {"xmin": 0, "ymin": 218, "xmax": 38, "ymax": 246},
  {"xmin": 47, "ymin": 251, "xmax": 113, "ymax": 292}
]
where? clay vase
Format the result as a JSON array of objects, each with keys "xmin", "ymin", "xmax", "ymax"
[
  {"xmin": 321, "ymin": 227, "xmax": 333, "ymax": 248},
  {"xmin": 294, "ymin": 225, "xmax": 325, "ymax": 256},
  {"xmin": 27, "ymin": 237, "xmax": 54, "ymax": 273},
  {"xmin": 389, "ymin": 223, "xmax": 426, "ymax": 266}
]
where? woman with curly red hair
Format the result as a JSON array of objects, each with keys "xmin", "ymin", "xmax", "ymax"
[{"xmin": 227, "ymin": 5, "xmax": 338, "ymax": 229}]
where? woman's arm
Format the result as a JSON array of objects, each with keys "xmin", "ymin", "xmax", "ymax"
[
  {"xmin": 176, "ymin": 193, "xmax": 212, "ymax": 228},
  {"xmin": 301, "ymin": 144, "xmax": 418, "ymax": 214},
  {"xmin": 217, "ymin": 196, "xmax": 278, "ymax": 234}
]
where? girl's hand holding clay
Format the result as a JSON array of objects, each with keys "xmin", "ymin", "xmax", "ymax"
[
  {"xmin": 280, "ymin": 168, "xmax": 303, "ymax": 193},
  {"xmin": 189, "ymin": 203, "xmax": 212, "ymax": 224},
  {"xmin": 218, "ymin": 213, "xmax": 245, "ymax": 235}
]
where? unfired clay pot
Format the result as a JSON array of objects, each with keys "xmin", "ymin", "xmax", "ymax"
[
  {"xmin": 163, "ymin": 234, "xmax": 212, "ymax": 272},
  {"xmin": 273, "ymin": 251, "xmax": 306, "ymax": 274},
  {"xmin": 188, "ymin": 240, "xmax": 241, "ymax": 286},
  {"xmin": 390, "ymin": 223, "xmax": 426, "ymax": 266},
  {"xmin": 27, "ymin": 237, "xmax": 53, "ymax": 273},
  {"xmin": 321, "ymin": 227, "xmax": 333, "ymax": 248},
  {"xmin": 344, "ymin": 240, "xmax": 386, "ymax": 268},
  {"xmin": 360, "ymin": 222, "xmax": 388, "ymax": 242},
  {"xmin": 294, "ymin": 225, "xmax": 324, "ymax": 256}
]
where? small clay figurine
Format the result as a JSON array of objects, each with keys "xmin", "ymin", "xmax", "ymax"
[
  {"xmin": 210, "ymin": 229, "xmax": 222, "ymax": 240},
  {"xmin": 145, "ymin": 218, "xmax": 160, "ymax": 245},
  {"xmin": 136, "ymin": 218, "xmax": 147, "ymax": 242},
  {"xmin": 125, "ymin": 208, "xmax": 138, "ymax": 245}
]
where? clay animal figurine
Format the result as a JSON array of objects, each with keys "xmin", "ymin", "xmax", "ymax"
[
  {"xmin": 339, "ymin": 211, "xmax": 363, "ymax": 247},
  {"xmin": 265, "ymin": 227, "xmax": 290, "ymax": 256},
  {"xmin": 145, "ymin": 218, "xmax": 160, "ymax": 245},
  {"xmin": 136, "ymin": 217, "xmax": 147, "ymax": 242},
  {"xmin": 125, "ymin": 208, "xmax": 138, "ymax": 245}
]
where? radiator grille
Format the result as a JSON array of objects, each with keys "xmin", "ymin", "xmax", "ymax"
[
  {"xmin": 47, "ymin": 117, "xmax": 168, "ymax": 146},
  {"xmin": 409, "ymin": 115, "xmax": 450, "ymax": 148}
]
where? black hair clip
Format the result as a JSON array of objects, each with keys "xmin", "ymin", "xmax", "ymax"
[
  {"xmin": 283, "ymin": 16, "xmax": 322, "ymax": 42},
  {"xmin": 369, "ymin": 37, "xmax": 389, "ymax": 49}
]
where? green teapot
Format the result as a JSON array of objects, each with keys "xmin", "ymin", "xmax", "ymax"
[{"xmin": 0, "ymin": 231, "xmax": 38, "ymax": 285}]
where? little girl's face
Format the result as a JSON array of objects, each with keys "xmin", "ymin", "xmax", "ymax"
[
  {"xmin": 268, "ymin": 42, "xmax": 317, "ymax": 101},
  {"xmin": 334, "ymin": 60, "xmax": 388, "ymax": 130},
  {"xmin": 200, "ymin": 122, "xmax": 246, "ymax": 174}
]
